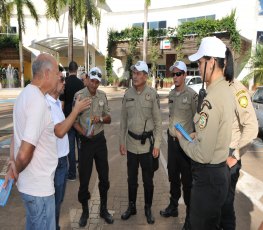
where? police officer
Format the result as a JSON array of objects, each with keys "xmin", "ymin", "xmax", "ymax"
[
  {"xmin": 160, "ymin": 61, "xmax": 197, "ymax": 230},
  {"xmin": 220, "ymin": 79, "xmax": 258, "ymax": 229},
  {"xmin": 73, "ymin": 67, "xmax": 114, "ymax": 227},
  {"xmin": 175, "ymin": 37, "xmax": 236, "ymax": 229},
  {"xmin": 119, "ymin": 60, "xmax": 162, "ymax": 224}
]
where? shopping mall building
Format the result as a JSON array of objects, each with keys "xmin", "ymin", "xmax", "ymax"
[{"xmin": 1, "ymin": 0, "xmax": 263, "ymax": 83}]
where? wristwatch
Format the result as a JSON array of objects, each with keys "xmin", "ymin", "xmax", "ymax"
[{"xmin": 99, "ymin": 116, "xmax": 103, "ymax": 123}]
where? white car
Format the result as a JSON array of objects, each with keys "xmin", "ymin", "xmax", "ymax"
[{"xmin": 171, "ymin": 76, "xmax": 205, "ymax": 93}]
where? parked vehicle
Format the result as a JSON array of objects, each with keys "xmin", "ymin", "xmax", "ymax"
[
  {"xmin": 171, "ymin": 76, "xmax": 205, "ymax": 93},
  {"xmin": 252, "ymin": 86, "xmax": 263, "ymax": 135}
]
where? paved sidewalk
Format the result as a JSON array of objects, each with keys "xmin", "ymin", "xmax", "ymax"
[{"xmin": 68, "ymin": 156, "xmax": 186, "ymax": 230}]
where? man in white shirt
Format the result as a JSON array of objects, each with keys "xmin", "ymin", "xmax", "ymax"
[
  {"xmin": 5, "ymin": 54, "xmax": 60, "ymax": 229},
  {"xmin": 45, "ymin": 66, "xmax": 90, "ymax": 230}
]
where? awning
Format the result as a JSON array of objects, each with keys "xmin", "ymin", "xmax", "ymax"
[{"xmin": 29, "ymin": 36, "xmax": 83, "ymax": 53}]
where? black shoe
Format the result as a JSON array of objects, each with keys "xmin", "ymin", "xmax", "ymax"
[
  {"xmin": 121, "ymin": 202, "xmax": 137, "ymax": 220},
  {"xmin": 67, "ymin": 175, "xmax": 76, "ymax": 181},
  {"xmin": 145, "ymin": 205, "xmax": 155, "ymax": 224},
  {"xmin": 100, "ymin": 208, "xmax": 114, "ymax": 224},
  {"xmin": 79, "ymin": 208, "xmax": 89, "ymax": 227},
  {"xmin": 160, "ymin": 203, "xmax": 178, "ymax": 217},
  {"xmin": 182, "ymin": 218, "xmax": 191, "ymax": 230}
]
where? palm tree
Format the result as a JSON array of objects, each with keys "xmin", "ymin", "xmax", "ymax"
[
  {"xmin": 46, "ymin": 0, "xmax": 80, "ymax": 63},
  {"xmin": 1, "ymin": 0, "xmax": 38, "ymax": 87},
  {"xmin": 149, "ymin": 38, "xmax": 160, "ymax": 88},
  {"xmin": 78, "ymin": 0, "xmax": 105, "ymax": 72},
  {"xmin": 143, "ymin": 0, "xmax": 151, "ymax": 62},
  {"xmin": 249, "ymin": 45, "xmax": 263, "ymax": 85},
  {"xmin": 46, "ymin": 0, "xmax": 105, "ymax": 71},
  {"xmin": 0, "ymin": 0, "xmax": 12, "ymax": 31}
]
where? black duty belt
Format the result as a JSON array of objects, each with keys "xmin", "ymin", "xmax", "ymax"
[
  {"xmin": 191, "ymin": 160, "xmax": 226, "ymax": 168},
  {"xmin": 167, "ymin": 131, "xmax": 178, "ymax": 142},
  {"xmin": 128, "ymin": 130, "xmax": 153, "ymax": 140},
  {"xmin": 80, "ymin": 130, "xmax": 104, "ymax": 141}
]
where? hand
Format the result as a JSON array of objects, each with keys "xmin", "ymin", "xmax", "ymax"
[
  {"xmin": 120, "ymin": 144, "xmax": 127, "ymax": 155},
  {"xmin": 226, "ymin": 156, "xmax": 238, "ymax": 168},
  {"xmin": 175, "ymin": 130, "xmax": 183, "ymax": 139},
  {"xmin": 3, "ymin": 161, "xmax": 18, "ymax": 188},
  {"xmin": 152, "ymin": 147, "xmax": 159, "ymax": 158},
  {"xmin": 73, "ymin": 96, "xmax": 91, "ymax": 113},
  {"xmin": 190, "ymin": 132, "xmax": 197, "ymax": 139},
  {"xmin": 92, "ymin": 116, "xmax": 100, "ymax": 124}
]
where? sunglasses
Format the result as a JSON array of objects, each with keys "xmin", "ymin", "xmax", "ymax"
[
  {"xmin": 90, "ymin": 71, "xmax": 102, "ymax": 78},
  {"xmin": 172, "ymin": 72, "xmax": 184, "ymax": 77}
]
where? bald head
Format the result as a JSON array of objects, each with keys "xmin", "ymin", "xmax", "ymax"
[
  {"xmin": 32, "ymin": 54, "xmax": 57, "ymax": 79},
  {"xmin": 31, "ymin": 53, "xmax": 59, "ymax": 94}
]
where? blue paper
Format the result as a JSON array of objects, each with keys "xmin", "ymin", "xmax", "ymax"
[
  {"xmin": 174, "ymin": 123, "xmax": 193, "ymax": 142},
  {"xmin": 0, "ymin": 179, "xmax": 13, "ymax": 207}
]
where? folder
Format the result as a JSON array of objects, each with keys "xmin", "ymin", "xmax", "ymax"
[
  {"xmin": 0, "ymin": 179, "xmax": 13, "ymax": 207},
  {"xmin": 174, "ymin": 123, "xmax": 193, "ymax": 142}
]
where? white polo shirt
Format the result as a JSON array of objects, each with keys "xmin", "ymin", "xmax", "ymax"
[
  {"xmin": 13, "ymin": 84, "xmax": 57, "ymax": 197},
  {"xmin": 45, "ymin": 94, "xmax": 69, "ymax": 158}
]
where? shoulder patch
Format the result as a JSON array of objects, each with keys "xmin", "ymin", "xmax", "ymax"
[
  {"xmin": 238, "ymin": 96, "xmax": 248, "ymax": 108},
  {"xmin": 199, "ymin": 112, "xmax": 208, "ymax": 130},
  {"xmin": 201, "ymin": 99, "xmax": 212, "ymax": 110},
  {"xmin": 236, "ymin": 90, "xmax": 246, "ymax": 97}
]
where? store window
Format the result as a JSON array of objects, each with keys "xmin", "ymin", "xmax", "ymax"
[
  {"xmin": 178, "ymin": 15, "xmax": 215, "ymax": 25},
  {"xmin": 132, "ymin": 21, "xmax": 166, "ymax": 29},
  {"xmin": 157, "ymin": 65, "xmax": 166, "ymax": 78}
]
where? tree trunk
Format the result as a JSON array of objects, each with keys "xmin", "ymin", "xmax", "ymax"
[
  {"xmin": 84, "ymin": 19, "xmax": 89, "ymax": 72},
  {"xmin": 143, "ymin": 2, "xmax": 148, "ymax": 62},
  {"xmin": 68, "ymin": 5, "xmax": 73, "ymax": 63},
  {"xmin": 18, "ymin": 24, "xmax": 24, "ymax": 88}
]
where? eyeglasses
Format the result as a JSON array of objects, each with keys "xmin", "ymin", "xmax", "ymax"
[
  {"xmin": 90, "ymin": 71, "xmax": 102, "ymax": 78},
  {"xmin": 172, "ymin": 72, "xmax": 184, "ymax": 77}
]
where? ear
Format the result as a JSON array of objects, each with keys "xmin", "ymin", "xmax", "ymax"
[{"xmin": 43, "ymin": 68, "xmax": 50, "ymax": 80}]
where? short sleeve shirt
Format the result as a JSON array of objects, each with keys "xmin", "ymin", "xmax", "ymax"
[
  {"xmin": 45, "ymin": 94, "xmax": 69, "ymax": 158},
  {"xmin": 13, "ymin": 85, "xmax": 57, "ymax": 196}
]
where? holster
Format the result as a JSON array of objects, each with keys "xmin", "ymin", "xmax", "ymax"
[{"xmin": 148, "ymin": 135, "xmax": 159, "ymax": 172}]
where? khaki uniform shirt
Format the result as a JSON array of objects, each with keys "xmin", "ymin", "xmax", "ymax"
[
  {"xmin": 119, "ymin": 85, "xmax": 162, "ymax": 154},
  {"xmin": 179, "ymin": 77, "xmax": 235, "ymax": 164},
  {"xmin": 168, "ymin": 86, "xmax": 198, "ymax": 136},
  {"xmin": 229, "ymin": 79, "xmax": 258, "ymax": 160},
  {"xmin": 75, "ymin": 87, "xmax": 110, "ymax": 135}
]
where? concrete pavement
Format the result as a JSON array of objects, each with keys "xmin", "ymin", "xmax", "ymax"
[
  {"xmin": 0, "ymin": 87, "xmax": 184, "ymax": 230},
  {"xmin": 1, "ymin": 86, "xmax": 263, "ymax": 229}
]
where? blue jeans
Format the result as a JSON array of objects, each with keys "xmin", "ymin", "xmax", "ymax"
[
  {"xmin": 20, "ymin": 192, "xmax": 55, "ymax": 230},
  {"xmin": 68, "ymin": 127, "xmax": 80, "ymax": 178},
  {"xmin": 54, "ymin": 156, "xmax": 68, "ymax": 230}
]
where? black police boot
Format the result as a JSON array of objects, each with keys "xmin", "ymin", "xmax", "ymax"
[
  {"xmin": 182, "ymin": 207, "xmax": 191, "ymax": 230},
  {"xmin": 182, "ymin": 219, "xmax": 191, "ymax": 230},
  {"xmin": 79, "ymin": 203, "xmax": 89, "ymax": 227},
  {"xmin": 160, "ymin": 197, "xmax": 178, "ymax": 217},
  {"xmin": 100, "ymin": 202, "xmax": 114, "ymax": 224},
  {"xmin": 145, "ymin": 204, "xmax": 155, "ymax": 224},
  {"xmin": 121, "ymin": 201, "xmax": 137, "ymax": 220}
]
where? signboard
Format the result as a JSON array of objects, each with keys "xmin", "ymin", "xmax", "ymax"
[{"xmin": 160, "ymin": 39, "xmax": 171, "ymax": 50}]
